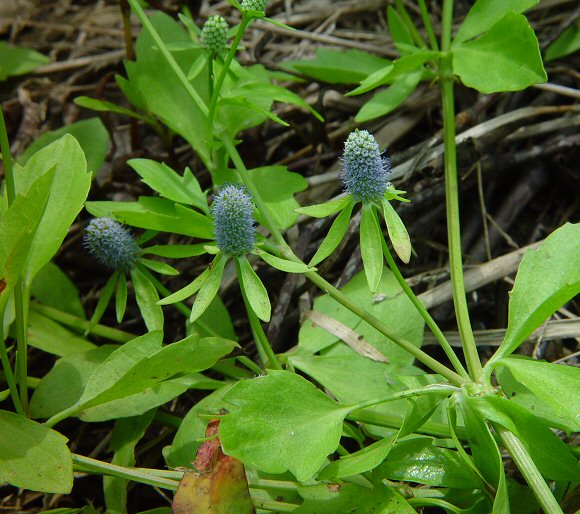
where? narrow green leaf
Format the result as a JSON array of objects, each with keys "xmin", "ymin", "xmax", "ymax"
[
  {"xmin": 256, "ymin": 250, "xmax": 314, "ymax": 273},
  {"xmin": 190, "ymin": 256, "xmax": 226, "ymax": 323},
  {"xmin": 142, "ymin": 244, "xmax": 207, "ymax": 258},
  {"xmin": 309, "ymin": 201, "xmax": 354, "ymax": 266},
  {"xmin": 295, "ymin": 197, "xmax": 350, "ymax": 218},
  {"xmin": 454, "ymin": 0, "xmax": 539, "ymax": 45},
  {"xmin": 139, "ymin": 258, "xmax": 179, "ymax": 276},
  {"xmin": 387, "ymin": 6, "xmax": 415, "ymax": 55},
  {"xmin": 74, "ymin": 96, "xmax": 146, "ymax": 121},
  {"xmin": 187, "ymin": 53, "xmax": 208, "ymax": 80},
  {"xmin": 31, "ymin": 263, "xmax": 85, "ymax": 319},
  {"xmin": 494, "ymin": 357, "xmax": 580, "ymax": 431},
  {"xmin": 490, "ymin": 223, "xmax": 580, "ymax": 361},
  {"xmin": 347, "ymin": 64, "xmax": 394, "ymax": 96},
  {"xmin": 381, "ymin": 199, "xmax": 411, "ymax": 263},
  {"xmin": 220, "ymin": 370, "xmax": 351, "ymax": 481},
  {"xmin": 115, "ymin": 272, "xmax": 128, "ymax": 323},
  {"xmin": 158, "ymin": 268, "xmax": 210, "ymax": 306},
  {"xmin": 545, "ymin": 20, "xmax": 580, "ymax": 61},
  {"xmin": 131, "ymin": 266, "xmax": 164, "ymax": 331},
  {"xmin": 0, "ymin": 410, "xmax": 72, "ymax": 493},
  {"xmin": 86, "ymin": 272, "xmax": 118, "ymax": 333},
  {"xmin": 0, "ymin": 42, "xmax": 49, "ymax": 80},
  {"xmin": 317, "ymin": 434, "xmax": 396, "ymax": 480},
  {"xmin": 355, "ymin": 68, "xmax": 422, "ymax": 122},
  {"xmin": 237, "ymin": 256, "xmax": 271, "ymax": 322},
  {"xmin": 360, "ymin": 205, "xmax": 384, "ymax": 293},
  {"xmin": 452, "ymin": 12, "xmax": 547, "ymax": 93}
]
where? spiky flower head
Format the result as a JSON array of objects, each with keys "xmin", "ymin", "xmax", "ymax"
[
  {"xmin": 212, "ymin": 184, "xmax": 255, "ymax": 256},
  {"xmin": 84, "ymin": 217, "xmax": 140, "ymax": 271},
  {"xmin": 201, "ymin": 15, "xmax": 228, "ymax": 54},
  {"xmin": 241, "ymin": 0, "xmax": 268, "ymax": 14},
  {"xmin": 341, "ymin": 130, "xmax": 391, "ymax": 203}
]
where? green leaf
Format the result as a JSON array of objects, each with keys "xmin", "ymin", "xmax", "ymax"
[
  {"xmin": 131, "ymin": 266, "xmax": 164, "ymax": 331},
  {"xmin": 309, "ymin": 201, "xmax": 354, "ymax": 266},
  {"xmin": 237, "ymin": 256, "xmax": 271, "ymax": 322},
  {"xmin": 376, "ymin": 438, "xmax": 482, "ymax": 489},
  {"xmin": 295, "ymin": 197, "xmax": 350, "ymax": 218},
  {"xmin": 115, "ymin": 272, "xmax": 128, "ymax": 323},
  {"xmin": 74, "ymin": 96, "xmax": 146, "ymax": 121},
  {"xmin": 381, "ymin": 199, "xmax": 411, "ymax": 263},
  {"xmin": 494, "ymin": 357, "xmax": 580, "ymax": 431},
  {"xmin": 31, "ymin": 263, "xmax": 85, "ymax": 319},
  {"xmin": 190, "ymin": 256, "xmax": 227, "ymax": 323},
  {"xmin": 256, "ymin": 250, "xmax": 313, "ymax": 273},
  {"xmin": 139, "ymin": 258, "xmax": 179, "ymax": 276},
  {"xmin": 454, "ymin": 0, "xmax": 539, "ymax": 45},
  {"xmin": 282, "ymin": 48, "xmax": 390, "ymax": 84},
  {"xmin": 142, "ymin": 244, "xmax": 207, "ymax": 258},
  {"xmin": 387, "ymin": 6, "xmax": 415, "ymax": 55},
  {"xmin": 158, "ymin": 268, "xmax": 210, "ymax": 306},
  {"xmin": 86, "ymin": 272, "xmax": 118, "ymax": 332},
  {"xmin": 360, "ymin": 205, "xmax": 384, "ymax": 293},
  {"xmin": 355, "ymin": 68, "xmax": 423, "ymax": 122},
  {"xmin": 18, "ymin": 118, "xmax": 109, "ymax": 177},
  {"xmin": 0, "ymin": 42, "xmax": 49, "ymax": 80},
  {"xmin": 86, "ymin": 197, "xmax": 214, "ymax": 239},
  {"xmin": 469, "ymin": 396, "xmax": 580, "ymax": 482},
  {"xmin": 0, "ymin": 410, "xmax": 73, "ymax": 493},
  {"xmin": 15, "ymin": 135, "xmax": 92, "ymax": 285},
  {"xmin": 452, "ymin": 12, "xmax": 547, "ymax": 94},
  {"xmin": 545, "ymin": 19, "xmax": 580, "ymax": 61},
  {"xmin": 187, "ymin": 53, "xmax": 209, "ymax": 80},
  {"xmin": 490, "ymin": 223, "xmax": 580, "ymax": 361},
  {"xmin": 128, "ymin": 159, "xmax": 208, "ymax": 213},
  {"xmin": 220, "ymin": 370, "xmax": 351, "ymax": 481},
  {"xmin": 317, "ymin": 434, "xmax": 396, "ymax": 480}
]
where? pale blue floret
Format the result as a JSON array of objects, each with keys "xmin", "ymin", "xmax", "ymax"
[
  {"xmin": 341, "ymin": 130, "xmax": 391, "ymax": 203},
  {"xmin": 212, "ymin": 184, "xmax": 255, "ymax": 256},
  {"xmin": 84, "ymin": 217, "xmax": 140, "ymax": 271}
]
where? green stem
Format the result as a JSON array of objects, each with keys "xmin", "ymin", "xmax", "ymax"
[
  {"xmin": 496, "ymin": 426, "xmax": 563, "ymax": 514},
  {"xmin": 351, "ymin": 384, "xmax": 458, "ymax": 412},
  {"xmin": 395, "ymin": 0, "xmax": 427, "ymax": 49},
  {"xmin": 417, "ymin": 0, "xmax": 439, "ymax": 51},
  {"xmin": 0, "ymin": 105, "xmax": 15, "ymax": 203},
  {"xmin": 14, "ymin": 284, "xmax": 30, "ymax": 413},
  {"xmin": 381, "ymin": 239, "xmax": 468, "ymax": 379},
  {"xmin": 207, "ymin": 16, "xmax": 251, "ymax": 127},
  {"xmin": 234, "ymin": 258, "xmax": 282, "ymax": 370},
  {"xmin": 0, "ymin": 336, "xmax": 25, "ymax": 415},
  {"xmin": 439, "ymin": 1, "xmax": 483, "ymax": 383}
]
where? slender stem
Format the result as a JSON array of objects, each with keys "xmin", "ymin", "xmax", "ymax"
[
  {"xmin": 351, "ymin": 384, "xmax": 458, "ymax": 412},
  {"xmin": 119, "ymin": 0, "xmax": 135, "ymax": 61},
  {"xmin": 0, "ymin": 336, "xmax": 25, "ymax": 415},
  {"xmin": 417, "ymin": 0, "xmax": 439, "ymax": 51},
  {"xmin": 0, "ymin": 105, "xmax": 15, "ymax": 203},
  {"xmin": 395, "ymin": 0, "xmax": 427, "ymax": 49},
  {"xmin": 381, "ymin": 239, "xmax": 468, "ymax": 379},
  {"xmin": 207, "ymin": 17, "xmax": 251, "ymax": 127},
  {"xmin": 234, "ymin": 259, "xmax": 282, "ymax": 370},
  {"xmin": 14, "ymin": 285, "xmax": 30, "ymax": 413},
  {"xmin": 496, "ymin": 425, "xmax": 563, "ymax": 514}
]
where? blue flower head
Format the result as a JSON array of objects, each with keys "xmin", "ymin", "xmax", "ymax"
[
  {"xmin": 201, "ymin": 15, "xmax": 228, "ymax": 55},
  {"xmin": 212, "ymin": 184, "xmax": 255, "ymax": 256},
  {"xmin": 84, "ymin": 217, "xmax": 140, "ymax": 271},
  {"xmin": 341, "ymin": 130, "xmax": 391, "ymax": 203},
  {"xmin": 241, "ymin": 0, "xmax": 268, "ymax": 13}
]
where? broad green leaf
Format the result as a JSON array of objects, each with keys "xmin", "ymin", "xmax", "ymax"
[
  {"xmin": 387, "ymin": 6, "xmax": 415, "ymax": 55},
  {"xmin": 494, "ymin": 357, "xmax": 580, "ymax": 431},
  {"xmin": 545, "ymin": 19, "xmax": 580, "ymax": 61},
  {"xmin": 452, "ymin": 13, "xmax": 547, "ymax": 94},
  {"xmin": 190, "ymin": 256, "xmax": 227, "ymax": 323},
  {"xmin": 128, "ymin": 159, "xmax": 208, "ymax": 212},
  {"xmin": 360, "ymin": 205, "xmax": 384, "ymax": 293},
  {"xmin": 282, "ymin": 48, "xmax": 391, "ymax": 84},
  {"xmin": 298, "ymin": 269, "xmax": 424, "ymax": 365},
  {"xmin": 19, "ymin": 118, "xmax": 109, "ymax": 177},
  {"xmin": 139, "ymin": 258, "xmax": 179, "ymax": 276},
  {"xmin": 296, "ymin": 481, "xmax": 415, "ymax": 513},
  {"xmin": 0, "ymin": 42, "xmax": 49, "ymax": 80},
  {"xmin": 490, "ymin": 223, "xmax": 580, "ymax": 361},
  {"xmin": 309, "ymin": 201, "xmax": 354, "ymax": 266},
  {"xmin": 454, "ymin": 0, "xmax": 539, "ymax": 44},
  {"xmin": 355, "ymin": 68, "xmax": 423, "ymax": 122},
  {"xmin": 86, "ymin": 197, "xmax": 214, "ymax": 239},
  {"xmin": 469, "ymin": 396, "xmax": 580, "ymax": 481},
  {"xmin": 220, "ymin": 371, "xmax": 351, "ymax": 481},
  {"xmin": 256, "ymin": 250, "xmax": 313, "ymax": 273},
  {"xmin": 376, "ymin": 438, "xmax": 482, "ymax": 489},
  {"xmin": 115, "ymin": 272, "xmax": 128, "ymax": 323},
  {"xmin": 237, "ymin": 256, "xmax": 271, "ymax": 322},
  {"xmin": 0, "ymin": 410, "xmax": 72, "ymax": 493},
  {"xmin": 104, "ymin": 411, "xmax": 155, "ymax": 514},
  {"xmin": 158, "ymin": 268, "xmax": 210, "ymax": 306},
  {"xmin": 131, "ymin": 266, "xmax": 164, "ymax": 331},
  {"xmin": 381, "ymin": 199, "xmax": 411, "ymax": 263},
  {"xmin": 74, "ymin": 96, "xmax": 146, "ymax": 121},
  {"xmin": 317, "ymin": 434, "xmax": 396, "ymax": 480},
  {"xmin": 14, "ymin": 135, "xmax": 91, "ymax": 285},
  {"xmin": 142, "ymin": 244, "xmax": 207, "ymax": 258},
  {"xmin": 31, "ymin": 263, "xmax": 85, "ymax": 319},
  {"xmin": 28, "ymin": 311, "xmax": 96, "ymax": 357},
  {"xmin": 295, "ymin": 197, "xmax": 350, "ymax": 218}
]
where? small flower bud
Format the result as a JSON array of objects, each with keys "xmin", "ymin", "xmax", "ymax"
[
  {"xmin": 201, "ymin": 15, "xmax": 228, "ymax": 55},
  {"xmin": 341, "ymin": 130, "xmax": 391, "ymax": 203},
  {"xmin": 84, "ymin": 217, "xmax": 140, "ymax": 271},
  {"xmin": 241, "ymin": 0, "xmax": 268, "ymax": 14},
  {"xmin": 212, "ymin": 184, "xmax": 255, "ymax": 256}
]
